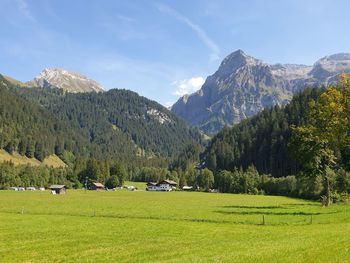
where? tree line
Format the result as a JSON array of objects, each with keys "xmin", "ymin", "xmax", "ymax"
[{"xmin": 214, "ymin": 165, "xmax": 350, "ymax": 202}]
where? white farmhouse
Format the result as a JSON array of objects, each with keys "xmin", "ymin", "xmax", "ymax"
[{"xmin": 146, "ymin": 180, "xmax": 177, "ymax": 192}]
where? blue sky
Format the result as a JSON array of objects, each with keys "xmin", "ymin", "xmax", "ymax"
[{"xmin": 1, "ymin": 0, "xmax": 350, "ymax": 106}]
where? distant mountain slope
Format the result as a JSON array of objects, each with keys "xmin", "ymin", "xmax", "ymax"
[
  {"xmin": 27, "ymin": 68, "xmax": 104, "ymax": 93},
  {"xmin": 172, "ymin": 50, "xmax": 350, "ymax": 134},
  {"xmin": 18, "ymin": 85, "xmax": 201, "ymax": 158},
  {"xmin": 3, "ymin": 75, "xmax": 26, "ymax": 87},
  {"xmin": 1, "ymin": 72, "xmax": 201, "ymax": 161},
  {"xmin": 0, "ymin": 74, "xmax": 92, "ymax": 163}
]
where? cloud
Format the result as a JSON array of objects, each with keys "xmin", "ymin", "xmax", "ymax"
[
  {"xmin": 172, "ymin": 77, "xmax": 205, "ymax": 96},
  {"xmin": 98, "ymin": 14, "xmax": 148, "ymax": 41},
  {"xmin": 157, "ymin": 3, "xmax": 220, "ymax": 61},
  {"xmin": 163, "ymin": 101, "xmax": 175, "ymax": 108},
  {"xmin": 116, "ymin": 14, "xmax": 136, "ymax": 24},
  {"xmin": 15, "ymin": 0, "xmax": 36, "ymax": 22}
]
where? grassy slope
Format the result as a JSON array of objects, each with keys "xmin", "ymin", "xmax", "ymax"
[
  {"xmin": 0, "ymin": 191, "xmax": 349, "ymax": 262},
  {"xmin": 3, "ymin": 75, "xmax": 26, "ymax": 87},
  {"xmin": 0, "ymin": 149, "xmax": 41, "ymax": 166},
  {"xmin": 0, "ymin": 150, "xmax": 66, "ymax": 168},
  {"xmin": 42, "ymin": 154, "xmax": 67, "ymax": 168}
]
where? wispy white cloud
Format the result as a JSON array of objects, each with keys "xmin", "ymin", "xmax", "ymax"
[
  {"xmin": 98, "ymin": 14, "xmax": 149, "ymax": 41},
  {"xmin": 156, "ymin": 3, "xmax": 220, "ymax": 62},
  {"xmin": 171, "ymin": 76, "xmax": 205, "ymax": 96},
  {"xmin": 15, "ymin": 0, "xmax": 36, "ymax": 22},
  {"xmin": 116, "ymin": 14, "xmax": 136, "ymax": 24},
  {"xmin": 163, "ymin": 101, "xmax": 174, "ymax": 108},
  {"xmin": 81, "ymin": 51, "xmax": 199, "ymax": 105}
]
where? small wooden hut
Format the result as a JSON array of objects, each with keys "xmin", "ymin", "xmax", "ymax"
[
  {"xmin": 91, "ymin": 182, "xmax": 105, "ymax": 191},
  {"xmin": 49, "ymin": 185, "xmax": 66, "ymax": 194}
]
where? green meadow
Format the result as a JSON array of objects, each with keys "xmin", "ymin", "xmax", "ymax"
[{"xmin": 0, "ymin": 189, "xmax": 349, "ymax": 262}]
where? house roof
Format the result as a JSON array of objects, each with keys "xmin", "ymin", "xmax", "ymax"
[
  {"xmin": 147, "ymin": 182, "xmax": 157, "ymax": 186},
  {"xmin": 50, "ymin": 185, "xmax": 65, "ymax": 189},
  {"xmin": 93, "ymin": 182, "xmax": 104, "ymax": 187},
  {"xmin": 158, "ymin": 179, "xmax": 177, "ymax": 185}
]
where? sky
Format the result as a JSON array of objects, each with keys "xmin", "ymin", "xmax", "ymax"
[{"xmin": 1, "ymin": 0, "xmax": 350, "ymax": 106}]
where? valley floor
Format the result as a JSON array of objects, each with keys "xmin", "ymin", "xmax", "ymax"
[{"xmin": 0, "ymin": 190, "xmax": 349, "ymax": 262}]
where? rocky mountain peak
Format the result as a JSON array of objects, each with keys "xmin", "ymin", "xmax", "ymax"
[
  {"xmin": 27, "ymin": 68, "xmax": 104, "ymax": 93},
  {"xmin": 217, "ymin": 50, "xmax": 262, "ymax": 77},
  {"xmin": 313, "ymin": 53, "xmax": 350, "ymax": 73},
  {"xmin": 172, "ymin": 51, "xmax": 350, "ymax": 135}
]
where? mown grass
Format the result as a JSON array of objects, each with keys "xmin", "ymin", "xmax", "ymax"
[
  {"xmin": 124, "ymin": 180, "xmax": 147, "ymax": 190},
  {"xmin": 0, "ymin": 190, "xmax": 349, "ymax": 262}
]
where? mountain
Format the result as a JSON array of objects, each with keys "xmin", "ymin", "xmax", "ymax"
[
  {"xmin": 1, "ymin": 72, "xmax": 201, "ymax": 163},
  {"xmin": 171, "ymin": 50, "xmax": 350, "ymax": 134},
  {"xmin": 202, "ymin": 87, "xmax": 324, "ymax": 177},
  {"xmin": 26, "ymin": 68, "xmax": 104, "ymax": 93},
  {"xmin": 15, "ymin": 81, "xmax": 201, "ymax": 159},
  {"xmin": 0, "ymin": 74, "xmax": 92, "ymax": 163}
]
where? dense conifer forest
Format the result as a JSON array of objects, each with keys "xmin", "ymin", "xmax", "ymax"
[
  {"xmin": 17, "ymin": 83, "xmax": 202, "ymax": 159},
  {"xmin": 0, "ymin": 74, "xmax": 201, "ymax": 163},
  {"xmin": 202, "ymin": 88, "xmax": 324, "ymax": 177},
  {"xmin": 0, "ymin": 75, "xmax": 91, "ymax": 162}
]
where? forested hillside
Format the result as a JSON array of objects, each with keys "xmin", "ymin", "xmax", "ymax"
[
  {"xmin": 0, "ymin": 75, "xmax": 91, "ymax": 162},
  {"xmin": 15, "ymin": 81, "xmax": 201, "ymax": 159},
  {"xmin": 202, "ymin": 87, "xmax": 324, "ymax": 177}
]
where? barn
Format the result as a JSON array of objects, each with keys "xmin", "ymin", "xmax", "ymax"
[
  {"xmin": 49, "ymin": 185, "xmax": 66, "ymax": 194},
  {"xmin": 91, "ymin": 182, "xmax": 105, "ymax": 191}
]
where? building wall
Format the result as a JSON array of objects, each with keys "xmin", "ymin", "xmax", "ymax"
[
  {"xmin": 147, "ymin": 184, "xmax": 172, "ymax": 191},
  {"xmin": 147, "ymin": 186, "xmax": 157, "ymax": 191}
]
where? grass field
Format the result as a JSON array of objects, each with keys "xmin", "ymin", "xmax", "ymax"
[
  {"xmin": 124, "ymin": 180, "xmax": 147, "ymax": 190},
  {"xmin": 0, "ymin": 190, "xmax": 349, "ymax": 262}
]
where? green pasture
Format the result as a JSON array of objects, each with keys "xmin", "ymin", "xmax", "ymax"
[
  {"xmin": 0, "ymin": 189, "xmax": 349, "ymax": 262},
  {"xmin": 124, "ymin": 180, "xmax": 147, "ymax": 190}
]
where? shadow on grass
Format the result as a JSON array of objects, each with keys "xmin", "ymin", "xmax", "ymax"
[
  {"xmin": 214, "ymin": 210, "xmax": 339, "ymax": 216},
  {"xmin": 283, "ymin": 203, "xmax": 321, "ymax": 207},
  {"xmin": 220, "ymin": 205, "xmax": 285, "ymax": 209}
]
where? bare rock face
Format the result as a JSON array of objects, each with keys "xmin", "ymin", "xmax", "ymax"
[
  {"xmin": 27, "ymin": 68, "xmax": 104, "ymax": 93},
  {"xmin": 172, "ymin": 50, "xmax": 350, "ymax": 135}
]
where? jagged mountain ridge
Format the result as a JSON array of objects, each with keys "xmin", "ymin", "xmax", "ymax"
[
  {"xmin": 171, "ymin": 50, "xmax": 350, "ymax": 134},
  {"xmin": 27, "ymin": 68, "xmax": 104, "ymax": 93}
]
